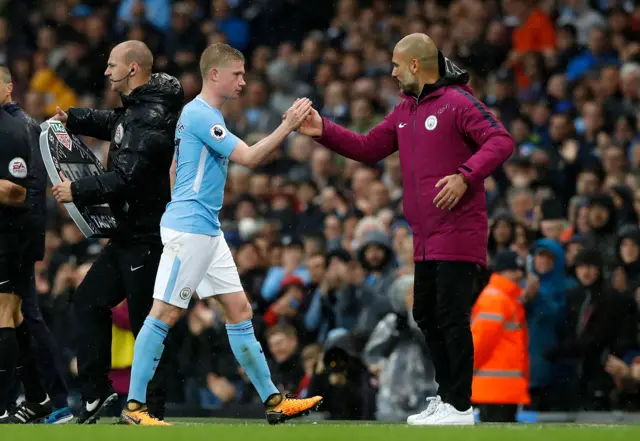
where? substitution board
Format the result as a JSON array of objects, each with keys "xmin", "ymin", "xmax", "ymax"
[{"xmin": 39, "ymin": 120, "xmax": 118, "ymax": 238}]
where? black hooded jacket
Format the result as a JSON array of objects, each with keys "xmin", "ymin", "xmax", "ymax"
[
  {"xmin": 68, "ymin": 73, "xmax": 184, "ymax": 241},
  {"xmin": 548, "ymin": 249, "xmax": 637, "ymax": 408},
  {"xmin": 584, "ymin": 194, "xmax": 619, "ymax": 276},
  {"xmin": 617, "ymin": 225, "xmax": 640, "ymax": 289}
]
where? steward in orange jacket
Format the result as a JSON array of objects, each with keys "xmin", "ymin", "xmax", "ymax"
[{"xmin": 471, "ymin": 250, "xmax": 530, "ymax": 422}]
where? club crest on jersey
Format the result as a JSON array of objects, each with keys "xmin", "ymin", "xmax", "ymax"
[
  {"xmin": 179, "ymin": 287, "xmax": 192, "ymax": 300},
  {"xmin": 114, "ymin": 124, "xmax": 124, "ymax": 144},
  {"xmin": 210, "ymin": 124, "xmax": 227, "ymax": 141},
  {"xmin": 8, "ymin": 157, "xmax": 27, "ymax": 178},
  {"xmin": 425, "ymin": 115, "xmax": 438, "ymax": 131}
]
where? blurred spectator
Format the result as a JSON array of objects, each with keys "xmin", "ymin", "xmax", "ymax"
[
  {"xmin": 265, "ymin": 325, "xmax": 304, "ymax": 395},
  {"xmin": 117, "ymin": 0, "xmax": 172, "ymax": 33},
  {"xmin": 108, "ymin": 300, "xmax": 134, "ymax": 416},
  {"xmin": 524, "ymin": 239, "xmax": 569, "ymax": 411},
  {"xmin": 364, "ymin": 278, "xmax": 437, "ymax": 421},
  {"xmin": 307, "ymin": 331, "xmax": 376, "ymax": 420},
  {"xmin": 471, "ymin": 250, "xmax": 530, "ymax": 423},
  {"xmin": 545, "ymin": 249, "xmax": 638, "ymax": 410}
]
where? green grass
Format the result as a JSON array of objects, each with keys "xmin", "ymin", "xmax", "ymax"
[{"xmin": 1, "ymin": 419, "xmax": 640, "ymax": 441}]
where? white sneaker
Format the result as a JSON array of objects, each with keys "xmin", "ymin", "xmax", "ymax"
[
  {"xmin": 421, "ymin": 402, "xmax": 475, "ymax": 426},
  {"xmin": 407, "ymin": 395, "xmax": 441, "ymax": 425}
]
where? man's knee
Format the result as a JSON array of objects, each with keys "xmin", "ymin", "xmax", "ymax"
[
  {"xmin": 148, "ymin": 299, "xmax": 184, "ymax": 328},
  {"xmin": 219, "ymin": 292, "xmax": 252, "ymax": 324},
  {"xmin": 0, "ymin": 293, "xmax": 20, "ymax": 327}
]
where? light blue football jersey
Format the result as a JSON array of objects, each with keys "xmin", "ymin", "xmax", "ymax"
[{"xmin": 160, "ymin": 96, "xmax": 240, "ymax": 236}]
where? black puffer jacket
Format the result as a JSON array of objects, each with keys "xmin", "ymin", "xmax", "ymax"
[{"xmin": 68, "ymin": 73, "xmax": 184, "ymax": 241}]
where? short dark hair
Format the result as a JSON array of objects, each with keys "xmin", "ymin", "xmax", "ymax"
[
  {"xmin": 0, "ymin": 66, "xmax": 11, "ymax": 84},
  {"xmin": 266, "ymin": 325, "xmax": 298, "ymax": 341}
]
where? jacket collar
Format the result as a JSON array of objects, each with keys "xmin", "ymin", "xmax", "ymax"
[{"xmin": 487, "ymin": 273, "xmax": 523, "ymax": 301}]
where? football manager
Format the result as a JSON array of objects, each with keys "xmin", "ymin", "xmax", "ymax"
[
  {"xmin": 296, "ymin": 33, "xmax": 515, "ymax": 425},
  {"xmin": 51, "ymin": 40, "xmax": 184, "ymax": 424}
]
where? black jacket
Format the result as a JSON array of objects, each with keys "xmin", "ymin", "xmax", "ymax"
[
  {"xmin": 68, "ymin": 73, "xmax": 184, "ymax": 241},
  {"xmin": 0, "ymin": 105, "xmax": 47, "ymax": 262},
  {"xmin": 548, "ymin": 278, "xmax": 637, "ymax": 408},
  {"xmin": 1, "ymin": 102, "xmax": 47, "ymax": 260}
]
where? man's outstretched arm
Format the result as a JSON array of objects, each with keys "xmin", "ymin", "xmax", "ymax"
[{"xmin": 299, "ymin": 108, "xmax": 398, "ymax": 165}]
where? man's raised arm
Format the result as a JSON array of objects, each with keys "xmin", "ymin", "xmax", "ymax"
[
  {"xmin": 51, "ymin": 106, "xmax": 119, "ymax": 141},
  {"xmin": 299, "ymin": 109, "xmax": 398, "ymax": 165}
]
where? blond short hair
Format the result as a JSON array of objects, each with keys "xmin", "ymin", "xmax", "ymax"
[{"xmin": 199, "ymin": 43, "xmax": 245, "ymax": 78}]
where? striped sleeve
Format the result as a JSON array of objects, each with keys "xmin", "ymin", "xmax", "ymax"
[{"xmin": 453, "ymin": 88, "xmax": 515, "ymax": 187}]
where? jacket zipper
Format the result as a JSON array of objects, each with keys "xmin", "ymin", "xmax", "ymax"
[{"xmin": 411, "ymin": 98, "xmax": 426, "ymax": 261}]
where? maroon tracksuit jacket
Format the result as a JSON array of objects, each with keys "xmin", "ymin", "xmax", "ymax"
[{"xmin": 315, "ymin": 54, "xmax": 514, "ymax": 267}]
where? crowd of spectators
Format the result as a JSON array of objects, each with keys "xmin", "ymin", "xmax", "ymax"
[{"xmin": 2, "ymin": 0, "xmax": 640, "ymax": 419}]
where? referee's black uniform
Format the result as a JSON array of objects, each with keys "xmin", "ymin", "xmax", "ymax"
[
  {"xmin": 2, "ymin": 101, "xmax": 70, "ymax": 411},
  {"xmin": 67, "ymin": 73, "xmax": 183, "ymax": 422},
  {"xmin": 0, "ymin": 106, "xmax": 53, "ymax": 421}
]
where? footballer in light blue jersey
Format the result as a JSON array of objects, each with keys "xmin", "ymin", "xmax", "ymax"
[
  {"xmin": 124, "ymin": 43, "xmax": 320, "ymax": 427},
  {"xmin": 160, "ymin": 96, "xmax": 239, "ymax": 236}
]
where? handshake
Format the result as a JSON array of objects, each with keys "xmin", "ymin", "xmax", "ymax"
[{"xmin": 281, "ymin": 98, "xmax": 322, "ymax": 137}]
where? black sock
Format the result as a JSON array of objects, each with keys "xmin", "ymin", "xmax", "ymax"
[
  {"xmin": 15, "ymin": 322, "xmax": 47, "ymax": 404},
  {"xmin": 0, "ymin": 327, "xmax": 18, "ymax": 414}
]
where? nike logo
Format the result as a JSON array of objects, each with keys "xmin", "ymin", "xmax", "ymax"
[
  {"xmin": 153, "ymin": 357, "xmax": 160, "ymax": 362},
  {"xmin": 131, "ymin": 265, "xmax": 144, "ymax": 272},
  {"xmin": 399, "ymin": 123, "xmax": 407, "ymax": 128},
  {"xmin": 0, "ymin": 280, "xmax": 9, "ymax": 285},
  {"xmin": 86, "ymin": 399, "xmax": 100, "ymax": 412}
]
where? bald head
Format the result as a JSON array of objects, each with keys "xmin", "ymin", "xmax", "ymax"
[
  {"xmin": 394, "ymin": 33, "xmax": 438, "ymax": 67},
  {"xmin": 391, "ymin": 33, "xmax": 440, "ymax": 96},
  {"xmin": 114, "ymin": 40, "xmax": 153, "ymax": 74},
  {"xmin": 106, "ymin": 40, "xmax": 153, "ymax": 94}
]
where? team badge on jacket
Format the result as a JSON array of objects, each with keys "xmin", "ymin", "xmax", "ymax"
[
  {"xmin": 115, "ymin": 124, "xmax": 124, "ymax": 144},
  {"xmin": 425, "ymin": 115, "xmax": 438, "ymax": 131}
]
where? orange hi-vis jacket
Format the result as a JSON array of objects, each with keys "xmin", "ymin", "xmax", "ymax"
[{"xmin": 471, "ymin": 273, "xmax": 530, "ymax": 405}]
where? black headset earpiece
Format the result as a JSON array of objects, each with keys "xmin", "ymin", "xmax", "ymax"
[{"xmin": 111, "ymin": 68, "xmax": 135, "ymax": 83}]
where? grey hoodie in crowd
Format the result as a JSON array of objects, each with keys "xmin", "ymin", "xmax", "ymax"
[
  {"xmin": 336, "ymin": 231, "xmax": 397, "ymax": 333},
  {"xmin": 363, "ymin": 274, "xmax": 437, "ymax": 421}
]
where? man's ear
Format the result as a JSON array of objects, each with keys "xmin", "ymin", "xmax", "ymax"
[
  {"xmin": 7, "ymin": 82, "xmax": 13, "ymax": 94},
  {"xmin": 410, "ymin": 59, "xmax": 419, "ymax": 74},
  {"xmin": 210, "ymin": 68, "xmax": 219, "ymax": 82}
]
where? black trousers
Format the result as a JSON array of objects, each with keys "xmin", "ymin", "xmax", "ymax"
[
  {"xmin": 413, "ymin": 261, "xmax": 477, "ymax": 412},
  {"xmin": 477, "ymin": 404, "xmax": 518, "ymax": 423},
  {"xmin": 73, "ymin": 239, "xmax": 168, "ymax": 417},
  {"xmin": 18, "ymin": 268, "xmax": 69, "ymax": 409}
]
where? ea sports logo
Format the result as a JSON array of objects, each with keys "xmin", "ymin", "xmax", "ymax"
[
  {"xmin": 8, "ymin": 157, "xmax": 27, "ymax": 178},
  {"xmin": 210, "ymin": 124, "xmax": 227, "ymax": 141},
  {"xmin": 425, "ymin": 115, "xmax": 438, "ymax": 131}
]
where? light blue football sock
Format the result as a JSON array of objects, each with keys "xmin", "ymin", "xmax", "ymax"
[
  {"xmin": 127, "ymin": 316, "xmax": 169, "ymax": 404},
  {"xmin": 226, "ymin": 320, "xmax": 279, "ymax": 402}
]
